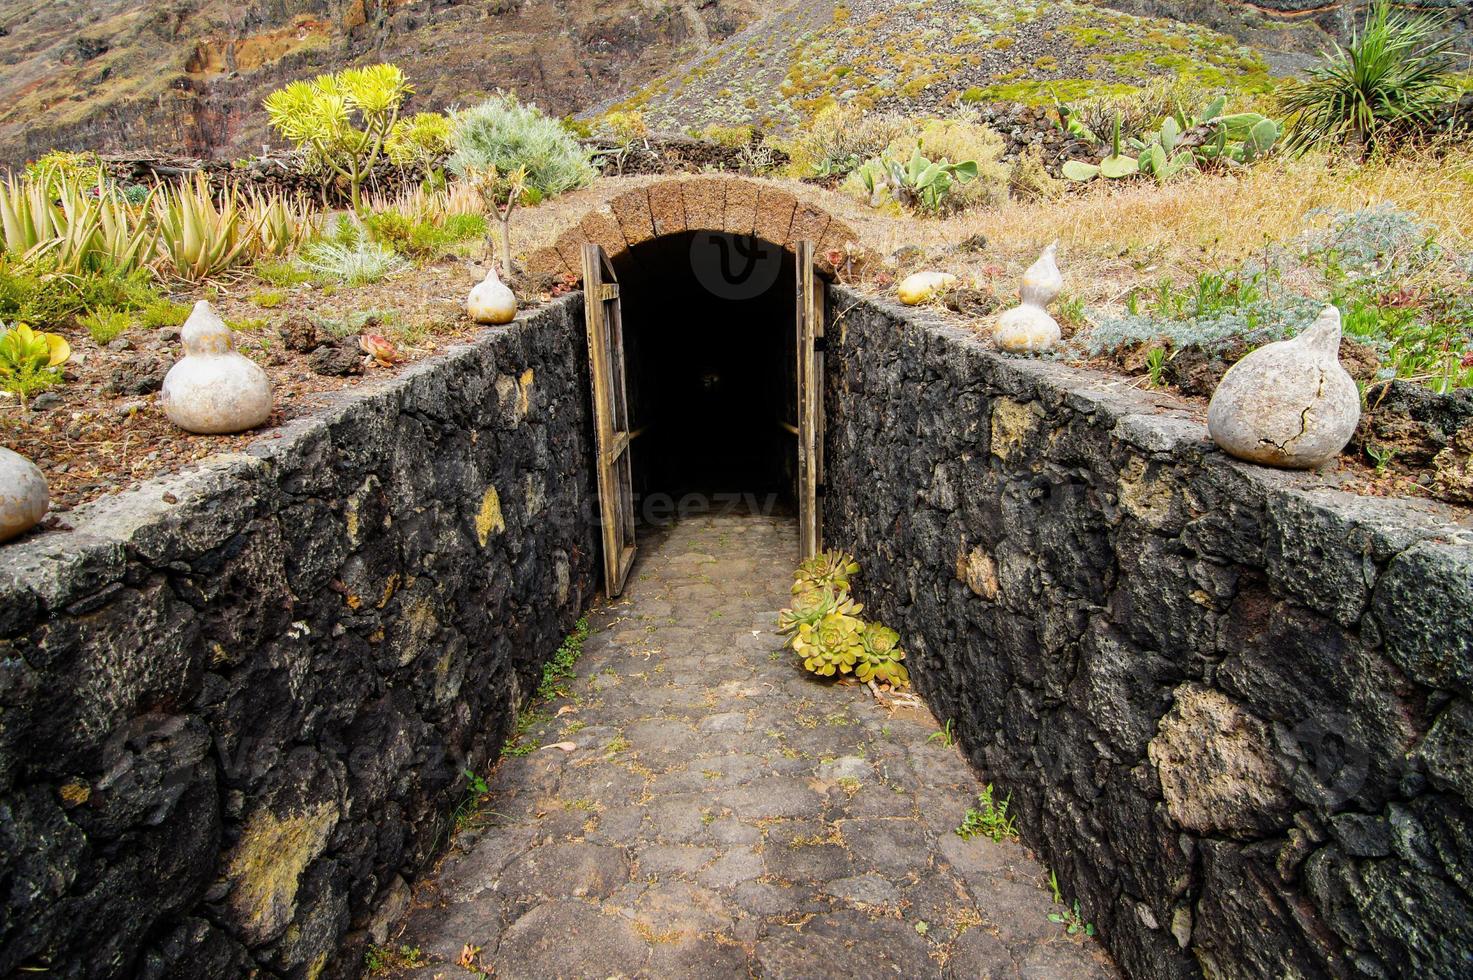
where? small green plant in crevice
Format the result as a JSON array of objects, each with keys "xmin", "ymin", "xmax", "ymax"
[
  {"xmin": 955, "ymin": 783, "xmax": 1019, "ymax": 843},
  {"xmin": 1046, "ymin": 869, "xmax": 1097, "ymax": 937},
  {"xmin": 503, "ymin": 707, "xmax": 551, "ymax": 757},
  {"xmin": 537, "ymin": 617, "xmax": 590, "ymax": 700},
  {"xmin": 927, "ymin": 718, "xmax": 956, "ymax": 748},
  {"xmin": 364, "ymin": 943, "xmax": 427, "ymax": 974},
  {"xmin": 1144, "ymin": 346, "xmax": 1169, "ymax": 388}
]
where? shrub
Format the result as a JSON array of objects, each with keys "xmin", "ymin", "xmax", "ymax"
[
  {"xmin": 1009, "ymin": 145, "xmax": 1063, "ymax": 201},
  {"xmin": 361, "ymin": 209, "xmax": 487, "ymax": 258},
  {"xmin": 782, "ymin": 103, "xmax": 915, "ymax": 177},
  {"xmin": 265, "ymin": 64, "xmax": 413, "ymax": 209},
  {"xmin": 80, "ymin": 309, "xmax": 130, "ymax": 344},
  {"xmin": 447, "ymin": 93, "xmax": 596, "ymax": 199},
  {"xmin": 1282, "ymin": 0, "xmax": 1458, "ymax": 156},
  {"xmin": 903, "ymin": 118, "xmax": 1010, "ymax": 209},
  {"xmin": 700, "ymin": 123, "xmax": 755, "ymax": 148},
  {"xmin": 297, "ymin": 239, "xmax": 408, "ymax": 286},
  {"xmin": 597, "ymin": 110, "xmax": 648, "ymax": 146},
  {"xmin": 385, "ymin": 111, "xmax": 453, "ymax": 170}
]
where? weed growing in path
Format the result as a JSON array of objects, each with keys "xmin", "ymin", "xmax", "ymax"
[{"xmin": 955, "ymin": 784, "xmax": 1018, "ymax": 843}]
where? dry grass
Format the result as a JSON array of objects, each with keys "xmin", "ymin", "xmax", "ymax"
[{"xmin": 512, "ymin": 146, "xmax": 1473, "ymax": 310}]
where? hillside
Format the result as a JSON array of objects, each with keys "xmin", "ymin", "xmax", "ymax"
[
  {"xmin": 601, "ymin": 0, "xmax": 1347, "ymax": 136},
  {"xmin": 0, "ymin": 0, "xmax": 765, "ymax": 168}
]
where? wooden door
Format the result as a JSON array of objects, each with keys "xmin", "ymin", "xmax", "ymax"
[
  {"xmin": 795, "ymin": 240, "xmax": 824, "ymax": 559},
  {"xmin": 582, "ymin": 243, "xmax": 637, "ymax": 597}
]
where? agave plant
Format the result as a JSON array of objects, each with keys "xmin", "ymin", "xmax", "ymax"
[
  {"xmin": 246, "ymin": 191, "xmax": 315, "ymax": 257},
  {"xmin": 153, "ymin": 175, "xmax": 257, "ymax": 282}
]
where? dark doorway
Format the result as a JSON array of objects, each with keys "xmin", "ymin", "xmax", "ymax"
[{"xmin": 611, "ymin": 232, "xmax": 798, "ymax": 515}]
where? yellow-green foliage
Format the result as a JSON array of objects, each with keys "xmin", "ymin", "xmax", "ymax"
[
  {"xmin": 777, "ymin": 551, "xmax": 909, "ymax": 688},
  {"xmin": 385, "ymin": 111, "xmax": 453, "ymax": 169},
  {"xmin": 598, "ymin": 110, "xmax": 649, "ymax": 146},
  {"xmin": 1009, "ymin": 145, "xmax": 1064, "ymax": 201},
  {"xmin": 900, "ymin": 118, "xmax": 1011, "ymax": 209},
  {"xmin": 781, "ymin": 103, "xmax": 915, "ymax": 175},
  {"xmin": 700, "ymin": 123, "xmax": 756, "ymax": 148}
]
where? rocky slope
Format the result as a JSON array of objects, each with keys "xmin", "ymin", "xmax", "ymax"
[
  {"xmin": 603, "ymin": 0, "xmax": 1294, "ymax": 136},
  {"xmin": 0, "ymin": 0, "xmax": 764, "ymax": 168}
]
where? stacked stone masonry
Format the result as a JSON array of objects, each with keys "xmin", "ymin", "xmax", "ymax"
[
  {"xmin": 0, "ymin": 297, "xmax": 598, "ymax": 978},
  {"xmin": 525, "ymin": 176, "xmax": 862, "ymax": 282},
  {"xmin": 823, "ymin": 290, "xmax": 1473, "ymax": 980},
  {"xmin": 2, "ymin": 270, "xmax": 1472, "ymax": 979}
]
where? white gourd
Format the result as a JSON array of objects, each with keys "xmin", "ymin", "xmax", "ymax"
[
  {"xmin": 993, "ymin": 241, "xmax": 1062, "ymax": 354},
  {"xmin": 467, "ymin": 265, "xmax": 518, "ymax": 325},
  {"xmin": 897, "ymin": 271, "xmax": 958, "ymax": 306},
  {"xmin": 160, "ymin": 301, "xmax": 273, "ymax": 435},
  {"xmin": 0, "ymin": 446, "xmax": 48, "ymax": 543},
  {"xmin": 1207, "ymin": 305, "xmax": 1360, "ymax": 469}
]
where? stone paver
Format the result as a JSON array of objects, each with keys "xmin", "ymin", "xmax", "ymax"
[{"xmin": 386, "ymin": 513, "xmax": 1116, "ymax": 979}]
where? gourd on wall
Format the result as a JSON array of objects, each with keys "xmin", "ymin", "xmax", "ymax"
[{"xmin": 160, "ymin": 301, "xmax": 274, "ymax": 435}]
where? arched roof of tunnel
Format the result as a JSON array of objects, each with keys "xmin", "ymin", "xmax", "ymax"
[{"xmin": 524, "ymin": 175, "xmax": 866, "ymax": 283}]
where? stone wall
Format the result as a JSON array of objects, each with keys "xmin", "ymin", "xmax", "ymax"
[
  {"xmin": 823, "ymin": 290, "xmax": 1473, "ymax": 979},
  {"xmin": 0, "ymin": 296, "xmax": 599, "ymax": 978}
]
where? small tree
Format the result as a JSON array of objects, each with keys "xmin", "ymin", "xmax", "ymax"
[
  {"xmin": 447, "ymin": 93, "xmax": 595, "ymax": 199},
  {"xmin": 463, "ymin": 165, "xmax": 528, "ymax": 277},
  {"xmin": 264, "ymin": 64, "xmax": 412, "ymax": 210}
]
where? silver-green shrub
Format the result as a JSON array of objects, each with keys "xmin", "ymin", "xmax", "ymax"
[{"xmin": 447, "ymin": 94, "xmax": 596, "ymax": 199}]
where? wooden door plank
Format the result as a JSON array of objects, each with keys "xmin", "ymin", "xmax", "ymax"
[{"xmin": 583, "ymin": 243, "xmax": 638, "ymax": 597}]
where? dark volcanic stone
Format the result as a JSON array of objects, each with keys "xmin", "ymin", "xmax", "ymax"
[{"xmin": 309, "ymin": 340, "xmax": 363, "ymax": 377}]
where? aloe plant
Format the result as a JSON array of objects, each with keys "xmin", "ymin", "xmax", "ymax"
[{"xmin": 153, "ymin": 176, "xmax": 257, "ymax": 282}]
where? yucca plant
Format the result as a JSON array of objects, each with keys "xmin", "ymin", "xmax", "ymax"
[
  {"xmin": 1281, "ymin": 0, "xmax": 1458, "ymax": 157},
  {"xmin": 153, "ymin": 176, "xmax": 256, "ymax": 282}
]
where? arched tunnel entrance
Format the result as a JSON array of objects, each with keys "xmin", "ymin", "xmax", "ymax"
[
  {"xmin": 536, "ymin": 177, "xmax": 862, "ymax": 594},
  {"xmin": 612, "ymin": 232, "xmax": 798, "ymax": 509}
]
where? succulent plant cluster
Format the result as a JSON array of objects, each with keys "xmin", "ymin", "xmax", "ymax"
[{"xmin": 778, "ymin": 551, "xmax": 910, "ymax": 689}]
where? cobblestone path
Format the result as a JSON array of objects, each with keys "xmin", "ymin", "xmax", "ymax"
[{"xmin": 386, "ymin": 513, "xmax": 1115, "ymax": 979}]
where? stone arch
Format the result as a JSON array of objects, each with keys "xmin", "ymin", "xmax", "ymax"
[{"xmin": 524, "ymin": 176, "xmax": 865, "ymax": 282}]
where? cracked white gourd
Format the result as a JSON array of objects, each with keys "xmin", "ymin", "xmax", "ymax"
[
  {"xmin": 1207, "ymin": 305, "xmax": 1360, "ymax": 469},
  {"xmin": 467, "ymin": 265, "xmax": 517, "ymax": 325},
  {"xmin": 0, "ymin": 446, "xmax": 48, "ymax": 543},
  {"xmin": 160, "ymin": 301, "xmax": 273, "ymax": 434},
  {"xmin": 993, "ymin": 241, "xmax": 1062, "ymax": 353}
]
